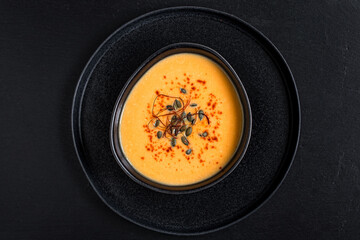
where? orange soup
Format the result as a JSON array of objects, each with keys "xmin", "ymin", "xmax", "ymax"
[{"xmin": 119, "ymin": 53, "xmax": 243, "ymax": 185}]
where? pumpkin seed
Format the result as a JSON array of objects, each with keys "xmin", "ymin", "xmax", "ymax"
[
  {"xmin": 191, "ymin": 118, "xmax": 196, "ymax": 125},
  {"xmin": 198, "ymin": 110, "xmax": 204, "ymax": 121},
  {"xmin": 172, "ymin": 127, "xmax": 179, "ymax": 136},
  {"xmin": 157, "ymin": 131, "xmax": 162, "ymax": 139},
  {"xmin": 174, "ymin": 99, "xmax": 182, "ymax": 109},
  {"xmin": 180, "ymin": 112, "xmax": 186, "ymax": 119},
  {"xmin": 166, "ymin": 105, "xmax": 174, "ymax": 111},
  {"xmin": 154, "ymin": 119, "xmax": 160, "ymax": 127},
  {"xmin": 185, "ymin": 127, "xmax": 192, "ymax": 136},
  {"xmin": 179, "ymin": 125, "xmax": 187, "ymax": 132},
  {"xmin": 186, "ymin": 112, "xmax": 193, "ymax": 121},
  {"xmin": 185, "ymin": 149, "xmax": 192, "ymax": 155},
  {"xmin": 180, "ymin": 88, "xmax": 187, "ymax": 94},
  {"xmin": 171, "ymin": 137, "xmax": 176, "ymax": 147},
  {"xmin": 190, "ymin": 103, "xmax": 197, "ymax": 107},
  {"xmin": 181, "ymin": 136, "xmax": 189, "ymax": 146},
  {"xmin": 202, "ymin": 132, "xmax": 208, "ymax": 137}
]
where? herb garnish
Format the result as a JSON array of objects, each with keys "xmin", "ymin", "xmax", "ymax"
[{"xmin": 147, "ymin": 91, "xmax": 210, "ymax": 154}]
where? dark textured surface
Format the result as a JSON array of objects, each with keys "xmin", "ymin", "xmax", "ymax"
[
  {"xmin": 1, "ymin": 0, "xmax": 360, "ymax": 239},
  {"xmin": 73, "ymin": 7, "xmax": 299, "ymax": 234}
]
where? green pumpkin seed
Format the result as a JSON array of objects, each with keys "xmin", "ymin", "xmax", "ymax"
[
  {"xmin": 171, "ymin": 137, "xmax": 176, "ymax": 147},
  {"xmin": 174, "ymin": 99, "xmax": 182, "ymax": 109},
  {"xmin": 185, "ymin": 127, "xmax": 192, "ymax": 136},
  {"xmin": 166, "ymin": 105, "xmax": 174, "ymax": 111},
  {"xmin": 191, "ymin": 118, "xmax": 196, "ymax": 125},
  {"xmin": 171, "ymin": 115, "xmax": 177, "ymax": 123},
  {"xmin": 180, "ymin": 112, "xmax": 186, "ymax": 119},
  {"xmin": 180, "ymin": 88, "xmax": 187, "ymax": 94},
  {"xmin": 181, "ymin": 136, "xmax": 189, "ymax": 146},
  {"xmin": 190, "ymin": 103, "xmax": 197, "ymax": 107},
  {"xmin": 202, "ymin": 132, "xmax": 208, "ymax": 137},
  {"xmin": 198, "ymin": 110, "xmax": 204, "ymax": 121},
  {"xmin": 185, "ymin": 149, "xmax": 192, "ymax": 155},
  {"xmin": 154, "ymin": 119, "xmax": 160, "ymax": 127},
  {"xmin": 157, "ymin": 131, "xmax": 162, "ymax": 139},
  {"xmin": 179, "ymin": 125, "xmax": 187, "ymax": 132},
  {"xmin": 172, "ymin": 128, "xmax": 179, "ymax": 136},
  {"xmin": 186, "ymin": 112, "xmax": 193, "ymax": 121}
]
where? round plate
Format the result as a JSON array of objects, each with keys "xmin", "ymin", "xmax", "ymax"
[{"xmin": 72, "ymin": 6, "xmax": 300, "ymax": 235}]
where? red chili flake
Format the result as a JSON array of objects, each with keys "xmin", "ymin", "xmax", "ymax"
[
  {"xmin": 212, "ymin": 102, "xmax": 217, "ymax": 110},
  {"xmin": 197, "ymin": 80, "xmax": 206, "ymax": 85},
  {"xmin": 184, "ymin": 73, "xmax": 186, "ymax": 76},
  {"xmin": 219, "ymin": 167, "xmax": 222, "ymax": 169},
  {"xmin": 187, "ymin": 77, "xmax": 190, "ymax": 80},
  {"xmin": 155, "ymin": 90, "xmax": 159, "ymax": 95},
  {"xmin": 191, "ymin": 86, "xmax": 196, "ymax": 91},
  {"xmin": 163, "ymin": 75, "xmax": 166, "ymax": 79},
  {"xmin": 141, "ymin": 157, "xmax": 144, "ymax": 160},
  {"xmin": 211, "ymin": 136, "xmax": 218, "ymax": 141},
  {"xmin": 216, "ymin": 161, "xmax": 219, "ymax": 164}
]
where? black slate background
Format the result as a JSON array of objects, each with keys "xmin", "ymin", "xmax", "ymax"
[{"xmin": 1, "ymin": 1, "xmax": 359, "ymax": 239}]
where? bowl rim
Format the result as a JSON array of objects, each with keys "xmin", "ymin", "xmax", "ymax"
[{"xmin": 109, "ymin": 42, "xmax": 252, "ymax": 194}]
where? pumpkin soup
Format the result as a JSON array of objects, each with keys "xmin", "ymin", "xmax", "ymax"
[{"xmin": 119, "ymin": 53, "xmax": 243, "ymax": 186}]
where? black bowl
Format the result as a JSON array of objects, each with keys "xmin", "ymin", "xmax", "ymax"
[{"xmin": 110, "ymin": 42, "xmax": 252, "ymax": 194}]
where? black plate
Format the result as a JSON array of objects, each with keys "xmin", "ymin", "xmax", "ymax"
[{"xmin": 71, "ymin": 6, "xmax": 300, "ymax": 235}]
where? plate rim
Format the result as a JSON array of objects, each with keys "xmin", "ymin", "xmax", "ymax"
[{"xmin": 71, "ymin": 6, "xmax": 301, "ymax": 236}]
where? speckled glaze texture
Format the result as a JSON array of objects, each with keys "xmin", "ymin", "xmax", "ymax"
[{"xmin": 72, "ymin": 7, "xmax": 300, "ymax": 235}]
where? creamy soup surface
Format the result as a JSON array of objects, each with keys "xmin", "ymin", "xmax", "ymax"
[{"xmin": 120, "ymin": 53, "xmax": 243, "ymax": 186}]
